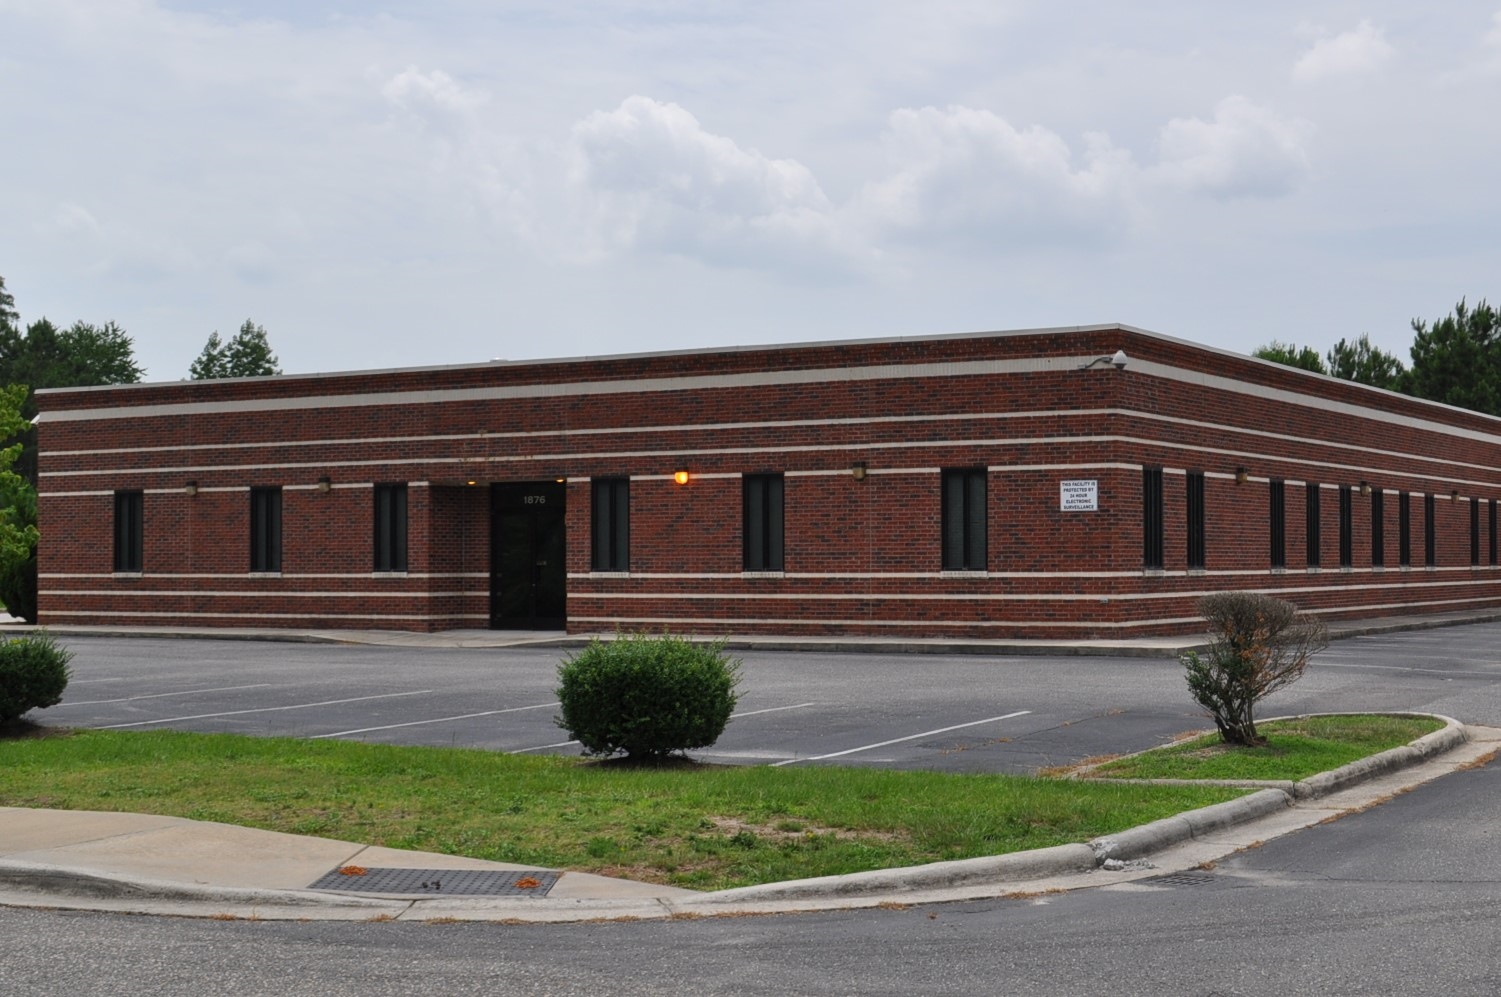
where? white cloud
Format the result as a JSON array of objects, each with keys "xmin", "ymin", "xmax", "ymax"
[
  {"xmin": 1152, "ymin": 96, "xmax": 1312, "ymax": 199},
  {"xmin": 854, "ymin": 105, "xmax": 1137, "ymax": 248},
  {"xmin": 1293, "ymin": 20, "xmax": 1395, "ymax": 82},
  {"xmin": 558, "ymin": 96, "xmax": 844, "ymax": 266},
  {"xmin": 1483, "ymin": 11, "xmax": 1501, "ymax": 72}
]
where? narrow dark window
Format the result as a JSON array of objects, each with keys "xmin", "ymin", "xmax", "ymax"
[
  {"xmin": 374, "ymin": 483, "xmax": 408, "ymax": 572},
  {"xmin": 591, "ymin": 477, "xmax": 630, "ymax": 572},
  {"xmin": 1338, "ymin": 485, "xmax": 1353, "ymax": 568},
  {"xmin": 250, "ymin": 486, "xmax": 282, "ymax": 573},
  {"xmin": 1425, "ymin": 493, "xmax": 1436, "ymax": 566},
  {"xmin": 1186, "ymin": 471, "xmax": 1206, "ymax": 570},
  {"xmin": 1269, "ymin": 479, "xmax": 1285, "ymax": 569},
  {"xmin": 113, "ymin": 490, "xmax": 143, "ymax": 573},
  {"xmin": 1491, "ymin": 499, "xmax": 1498, "ymax": 566},
  {"xmin": 1370, "ymin": 490, "xmax": 1384, "ymax": 568},
  {"xmin": 1143, "ymin": 466, "xmax": 1164, "ymax": 570},
  {"xmin": 743, "ymin": 474, "xmax": 785, "ymax": 572},
  {"xmin": 1399, "ymin": 492, "xmax": 1411, "ymax": 566},
  {"xmin": 1305, "ymin": 483, "xmax": 1321, "ymax": 567},
  {"xmin": 941, "ymin": 468, "xmax": 987, "ymax": 571},
  {"xmin": 1471, "ymin": 498, "xmax": 1481, "ymax": 567}
]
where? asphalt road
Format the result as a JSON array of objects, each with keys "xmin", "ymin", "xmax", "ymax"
[
  {"xmin": 5, "ymin": 752, "xmax": 1501, "ymax": 995},
  {"xmin": 40, "ymin": 620, "xmax": 1501, "ymax": 773}
]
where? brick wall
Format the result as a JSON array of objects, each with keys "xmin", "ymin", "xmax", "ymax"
[{"xmin": 33, "ymin": 324, "xmax": 1501, "ymax": 637}]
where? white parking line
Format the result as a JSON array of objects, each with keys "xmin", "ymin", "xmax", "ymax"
[
  {"xmin": 93, "ymin": 690, "xmax": 435, "ymax": 729},
  {"xmin": 55, "ymin": 683, "xmax": 276, "ymax": 707},
  {"xmin": 771, "ymin": 710, "xmax": 1033, "ymax": 766},
  {"xmin": 509, "ymin": 701, "xmax": 817, "ymax": 754},
  {"xmin": 312, "ymin": 702, "xmax": 560, "ymax": 739}
]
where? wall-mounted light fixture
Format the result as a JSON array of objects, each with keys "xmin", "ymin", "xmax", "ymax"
[
  {"xmin": 673, "ymin": 469, "xmax": 690, "ymax": 486},
  {"xmin": 317, "ymin": 476, "xmax": 332, "ymax": 493},
  {"xmin": 184, "ymin": 480, "xmax": 198, "ymax": 497},
  {"xmin": 466, "ymin": 479, "xmax": 477, "ymax": 486},
  {"xmin": 1077, "ymin": 349, "xmax": 1129, "ymax": 371},
  {"xmin": 1358, "ymin": 481, "xmax": 1371, "ymax": 497},
  {"xmin": 851, "ymin": 461, "xmax": 868, "ymax": 482},
  {"xmin": 1234, "ymin": 467, "xmax": 1249, "ymax": 485},
  {"xmin": 1451, "ymin": 489, "xmax": 1461, "ymax": 501}
]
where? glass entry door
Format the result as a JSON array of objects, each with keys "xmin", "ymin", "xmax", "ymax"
[{"xmin": 490, "ymin": 481, "xmax": 566, "ymax": 630}]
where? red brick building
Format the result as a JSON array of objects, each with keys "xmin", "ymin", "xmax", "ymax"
[{"xmin": 32, "ymin": 324, "xmax": 1501, "ymax": 638}]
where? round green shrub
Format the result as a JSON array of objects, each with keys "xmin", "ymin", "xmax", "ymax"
[
  {"xmin": 555, "ymin": 633, "xmax": 741, "ymax": 759},
  {"xmin": 0, "ymin": 630, "xmax": 72, "ymax": 725}
]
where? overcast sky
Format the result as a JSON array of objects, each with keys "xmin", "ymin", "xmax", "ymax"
[{"xmin": 3, "ymin": 1, "xmax": 1499, "ymax": 381}]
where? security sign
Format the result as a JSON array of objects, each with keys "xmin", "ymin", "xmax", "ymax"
[{"xmin": 1060, "ymin": 479, "xmax": 1098, "ymax": 511}]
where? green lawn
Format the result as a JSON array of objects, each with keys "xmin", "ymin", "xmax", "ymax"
[
  {"xmin": 1088, "ymin": 714, "xmax": 1444, "ymax": 782},
  {"xmin": 0, "ymin": 728, "xmax": 1244, "ymax": 891}
]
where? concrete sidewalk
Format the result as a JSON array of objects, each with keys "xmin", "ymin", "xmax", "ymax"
[
  {"xmin": 5, "ymin": 606, "xmax": 1501, "ymax": 656},
  {"xmin": 2, "ymin": 718, "xmax": 1494, "ymax": 923}
]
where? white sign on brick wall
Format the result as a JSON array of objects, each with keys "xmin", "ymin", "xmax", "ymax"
[{"xmin": 1060, "ymin": 479, "xmax": 1098, "ymax": 511}]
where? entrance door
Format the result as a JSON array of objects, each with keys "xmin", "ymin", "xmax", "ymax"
[{"xmin": 490, "ymin": 481, "xmax": 566, "ymax": 630}]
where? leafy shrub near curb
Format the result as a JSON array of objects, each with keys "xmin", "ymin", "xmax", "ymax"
[
  {"xmin": 555, "ymin": 633, "xmax": 741, "ymax": 760},
  {"xmin": 0, "ymin": 630, "xmax": 72, "ymax": 725},
  {"xmin": 1182, "ymin": 592, "xmax": 1327, "ymax": 747}
]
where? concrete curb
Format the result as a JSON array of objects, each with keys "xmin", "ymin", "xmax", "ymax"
[
  {"xmin": 0, "ymin": 715, "xmax": 1479, "ymax": 918},
  {"xmin": 0, "ymin": 859, "xmax": 397, "ymax": 909},
  {"xmin": 1292, "ymin": 714, "xmax": 1469, "ymax": 800},
  {"xmin": 694, "ymin": 843, "xmax": 1099, "ymax": 904}
]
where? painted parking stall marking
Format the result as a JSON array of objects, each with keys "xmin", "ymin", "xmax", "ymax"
[
  {"xmin": 53, "ymin": 683, "xmax": 276, "ymax": 707},
  {"xmin": 508, "ymin": 701, "xmax": 817, "ymax": 754},
  {"xmin": 771, "ymin": 710, "xmax": 1033, "ymax": 766},
  {"xmin": 312, "ymin": 702, "xmax": 560, "ymax": 739},
  {"xmin": 94, "ymin": 690, "xmax": 435, "ymax": 729}
]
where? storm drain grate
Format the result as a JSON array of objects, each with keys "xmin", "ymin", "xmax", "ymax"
[
  {"xmin": 1140, "ymin": 871, "xmax": 1221, "ymax": 888},
  {"xmin": 308, "ymin": 867, "xmax": 560, "ymax": 897}
]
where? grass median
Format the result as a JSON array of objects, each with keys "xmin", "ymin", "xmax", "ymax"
[
  {"xmin": 1085, "ymin": 714, "xmax": 1445, "ymax": 782},
  {"xmin": 0, "ymin": 728, "xmax": 1246, "ymax": 891}
]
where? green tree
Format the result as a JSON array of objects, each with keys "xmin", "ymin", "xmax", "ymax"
[
  {"xmin": 1406, "ymin": 299, "xmax": 1501, "ymax": 416},
  {"xmin": 1252, "ymin": 341, "xmax": 1327, "ymax": 374},
  {"xmin": 0, "ymin": 275, "xmax": 16, "ymax": 332},
  {"xmin": 1326, "ymin": 334, "xmax": 1408, "ymax": 392},
  {"xmin": 0, "ymin": 275, "xmax": 145, "ymax": 619},
  {"xmin": 0, "ymin": 383, "xmax": 39, "ymax": 623},
  {"xmin": 190, "ymin": 319, "xmax": 282, "ymax": 379}
]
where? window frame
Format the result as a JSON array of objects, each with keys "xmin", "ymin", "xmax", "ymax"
[
  {"xmin": 1424, "ymin": 492, "xmax": 1437, "ymax": 566},
  {"xmin": 1186, "ymin": 471, "xmax": 1206, "ymax": 570},
  {"xmin": 1142, "ymin": 466, "xmax": 1164, "ymax": 570},
  {"xmin": 1269, "ymin": 479, "xmax": 1286, "ymax": 569},
  {"xmin": 374, "ymin": 482, "xmax": 408, "ymax": 573},
  {"xmin": 249, "ymin": 486, "xmax": 283, "ymax": 573},
  {"xmin": 742, "ymin": 473, "xmax": 785, "ymax": 573},
  {"xmin": 1370, "ymin": 488, "xmax": 1384, "ymax": 568},
  {"xmin": 591, "ymin": 477, "xmax": 630, "ymax": 573},
  {"xmin": 113, "ymin": 489, "xmax": 144, "ymax": 573},
  {"xmin": 1305, "ymin": 482, "xmax": 1321, "ymax": 568},
  {"xmin": 941, "ymin": 468, "xmax": 988, "ymax": 572}
]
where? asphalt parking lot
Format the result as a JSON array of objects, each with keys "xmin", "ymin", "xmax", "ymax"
[{"xmin": 39, "ymin": 621, "xmax": 1501, "ymax": 774}]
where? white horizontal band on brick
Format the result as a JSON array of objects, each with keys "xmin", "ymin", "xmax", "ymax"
[
  {"xmin": 39, "ymin": 572, "xmax": 487, "ymax": 579},
  {"xmin": 568, "ymin": 575, "xmax": 1501, "ymax": 602},
  {"xmin": 40, "ymin": 354, "xmax": 1109, "ymax": 424},
  {"xmin": 39, "ymin": 432, "xmax": 1501, "ymax": 496},
  {"xmin": 39, "ymin": 590, "xmax": 489, "ymax": 599},
  {"xmin": 41, "ymin": 611, "xmax": 483, "ymax": 621},
  {"xmin": 522, "ymin": 564, "xmax": 1501, "ymax": 582},
  {"xmin": 568, "ymin": 615, "xmax": 1208, "ymax": 630},
  {"xmin": 41, "ymin": 403, "xmax": 1501, "ymax": 489}
]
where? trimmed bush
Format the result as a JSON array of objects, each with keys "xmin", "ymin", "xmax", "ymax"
[
  {"xmin": 0, "ymin": 630, "xmax": 72, "ymax": 725},
  {"xmin": 1182, "ymin": 592, "xmax": 1327, "ymax": 747},
  {"xmin": 555, "ymin": 633, "xmax": 741, "ymax": 760}
]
